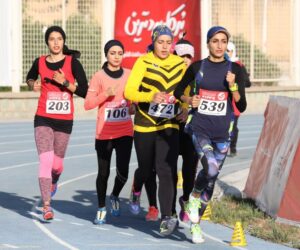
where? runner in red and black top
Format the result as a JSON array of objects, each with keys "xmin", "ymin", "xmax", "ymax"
[
  {"xmin": 26, "ymin": 26, "xmax": 88, "ymax": 221},
  {"xmin": 174, "ymin": 26, "xmax": 247, "ymax": 243}
]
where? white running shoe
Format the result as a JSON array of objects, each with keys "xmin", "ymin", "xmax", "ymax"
[
  {"xmin": 191, "ymin": 223, "xmax": 205, "ymax": 244},
  {"xmin": 186, "ymin": 195, "xmax": 201, "ymax": 223}
]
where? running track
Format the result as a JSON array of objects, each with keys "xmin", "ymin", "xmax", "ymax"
[{"xmin": 0, "ymin": 115, "xmax": 294, "ymax": 250}]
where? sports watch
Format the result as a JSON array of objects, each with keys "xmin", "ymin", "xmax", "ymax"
[{"xmin": 62, "ymin": 80, "xmax": 70, "ymax": 88}]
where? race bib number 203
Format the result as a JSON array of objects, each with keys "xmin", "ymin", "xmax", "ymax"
[{"xmin": 46, "ymin": 92, "xmax": 71, "ymax": 114}]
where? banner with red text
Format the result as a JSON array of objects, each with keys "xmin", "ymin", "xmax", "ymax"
[{"xmin": 114, "ymin": 0, "xmax": 201, "ymax": 68}]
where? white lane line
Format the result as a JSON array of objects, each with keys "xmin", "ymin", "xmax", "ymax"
[
  {"xmin": 89, "ymin": 243, "xmax": 187, "ymax": 247},
  {"xmin": 143, "ymin": 237, "xmax": 161, "ymax": 242},
  {"xmin": 117, "ymin": 232, "xmax": 135, "ymax": 236},
  {"xmin": 93, "ymin": 227, "xmax": 110, "ymax": 231},
  {"xmin": 238, "ymin": 137, "xmax": 258, "ymax": 142},
  {"xmin": 0, "ymin": 124, "xmax": 94, "ymax": 134},
  {"xmin": 69, "ymin": 222, "xmax": 84, "ymax": 226},
  {"xmin": 30, "ymin": 163, "xmax": 137, "ymax": 250},
  {"xmin": 0, "ymin": 153, "xmax": 95, "ymax": 171},
  {"xmin": 1, "ymin": 244, "xmax": 19, "ymax": 248},
  {"xmin": 0, "ymin": 143, "xmax": 93, "ymax": 155},
  {"xmin": 237, "ymin": 145, "xmax": 256, "ymax": 150},
  {"xmin": 0, "ymin": 244, "xmax": 40, "ymax": 249},
  {"xmin": 170, "ymin": 243, "xmax": 189, "ymax": 249},
  {"xmin": 179, "ymin": 221, "xmax": 248, "ymax": 250},
  {"xmin": 223, "ymin": 160, "xmax": 252, "ymax": 169},
  {"xmin": 32, "ymin": 219, "xmax": 79, "ymax": 250},
  {"xmin": 0, "ymin": 135, "xmax": 93, "ymax": 146}
]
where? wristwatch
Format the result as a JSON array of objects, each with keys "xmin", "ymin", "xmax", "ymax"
[{"xmin": 62, "ymin": 80, "xmax": 70, "ymax": 88}]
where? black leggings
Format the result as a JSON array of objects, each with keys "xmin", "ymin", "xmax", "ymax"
[
  {"xmin": 172, "ymin": 124, "xmax": 198, "ymax": 213},
  {"xmin": 95, "ymin": 136, "xmax": 133, "ymax": 208},
  {"xmin": 133, "ymin": 129, "xmax": 179, "ymax": 217},
  {"xmin": 230, "ymin": 115, "xmax": 239, "ymax": 152}
]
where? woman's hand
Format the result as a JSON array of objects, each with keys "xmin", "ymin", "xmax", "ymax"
[
  {"xmin": 152, "ymin": 92, "xmax": 167, "ymax": 103},
  {"xmin": 189, "ymin": 95, "xmax": 201, "ymax": 108},
  {"xmin": 105, "ymin": 84, "xmax": 119, "ymax": 97},
  {"xmin": 32, "ymin": 80, "xmax": 41, "ymax": 92},
  {"xmin": 226, "ymin": 71, "xmax": 236, "ymax": 88},
  {"xmin": 176, "ymin": 108, "xmax": 188, "ymax": 123},
  {"xmin": 53, "ymin": 68, "xmax": 66, "ymax": 85},
  {"xmin": 129, "ymin": 103, "xmax": 136, "ymax": 115}
]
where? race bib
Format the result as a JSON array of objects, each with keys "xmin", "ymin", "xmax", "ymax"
[
  {"xmin": 46, "ymin": 92, "xmax": 71, "ymax": 114},
  {"xmin": 197, "ymin": 89, "xmax": 228, "ymax": 116},
  {"xmin": 148, "ymin": 94, "xmax": 176, "ymax": 119},
  {"xmin": 104, "ymin": 100, "xmax": 130, "ymax": 122}
]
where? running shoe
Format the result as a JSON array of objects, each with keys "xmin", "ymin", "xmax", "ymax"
[
  {"xmin": 190, "ymin": 223, "xmax": 205, "ymax": 244},
  {"xmin": 159, "ymin": 216, "xmax": 178, "ymax": 236},
  {"xmin": 186, "ymin": 195, "xmax": 201, "ymax": 223},
  {"xmin": 145, "ymin": 206, "xmax": 159, "ymax": 221},
  {"xmin": 110, "ymin": 195, "xmax": 120, "ymax": 217},
  {"xmin": 94, "ymin": 207, "xmax": 107, "ymax": 225},
  {"xmin": 129, "ymin": 190, "xmax": 141, "ymax": 215},
  {"xmin": 42, "ymin": 205, "xmax": 54, "ymax": 221},
  {"xmin": 50, "ymin": 183, "xmax": 57, "ymax": 197},
  {"xmin": 179, "ymin": 196, "xmax": 189, "ymax": 223}
]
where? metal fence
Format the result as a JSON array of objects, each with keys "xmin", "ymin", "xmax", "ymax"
[
  {"xmin": 21, "ymin": 0, "xmax": 293, "ymax": 86},
  {"xmin": 211, "ymin": 0, "xmax": 292, "ymax": 85},
  {"xmin": 22, "ymin": 0, "xmax": 102, "ymax": 82}
]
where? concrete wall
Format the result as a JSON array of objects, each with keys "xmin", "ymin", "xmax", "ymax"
[{"xmin": 1, "ymin": 87, "xmax": 300, "ymax": 121}]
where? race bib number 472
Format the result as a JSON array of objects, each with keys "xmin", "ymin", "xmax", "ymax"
[
  {"xmin": 46, "ymin": 92, "xmax": 71, "ymax": 114},
  {"xmin": 197, "ymin": 89, "xmax": 228, "ymax": 116},
  {"xmin": 148, "ymin": 102, "xmax": 175, "ymax": 119}
]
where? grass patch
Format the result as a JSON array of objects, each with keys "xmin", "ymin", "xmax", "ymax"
[{"xmin": 210, "ymin": 196, "xmax": 300, "ymax": 249}]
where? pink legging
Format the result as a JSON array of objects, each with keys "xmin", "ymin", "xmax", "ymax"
[
  {"xmin": 35, "ymin": 126, "xmax": 70, "ymax": 177},
  {"xmin": 35, "ymin": 126, "xmax": 70, "ymax": 203}
]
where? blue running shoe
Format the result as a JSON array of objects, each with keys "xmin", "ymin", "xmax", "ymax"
[
  {"xmin": 51, "ymin": 183, "xmax": 57, "ymax": 197},
  {"xmin": 94, "ymin": 207, "xmax": 107, "ymax": 225},
  {"xmin": 129, "ymin": 190, "xmax": 141, "ymax": 215},
  {"xmin": 110, "ymin": 195, "xmax": 120, "ymax": 217}
]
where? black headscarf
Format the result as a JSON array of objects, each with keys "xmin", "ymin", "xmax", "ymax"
[
  {"xmin": 45, "ymin": 26, "xmax": 81, "ymax": 58},
  {"xmin": 104, "ymin": 40, "xmax": 124, "ymax": 57}
]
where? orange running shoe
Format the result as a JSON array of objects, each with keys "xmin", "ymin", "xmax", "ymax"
[
  {"xmin": 42, "ymin": 205, "xmax": 54, "ymax": 220},
  {"xmin": 145, "ymin": 206, "xmax": 159, "ymax": 221}
]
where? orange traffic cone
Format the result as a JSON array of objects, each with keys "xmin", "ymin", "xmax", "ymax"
[
  {"xmin": 201, "ymin": 203, "xmax": 212, "ymax": 221},
  {"xmin": 177, "ymin": 170, "xmax": 183, "ymax": 189},
  {"xmin": 230, "ymin": 221, "xmax": 247, "ymax": 246}
]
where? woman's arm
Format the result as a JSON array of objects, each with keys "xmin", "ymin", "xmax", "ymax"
[
  {"xmin": 71, "ymin": 57, "xmax": 88, "ymax": 98},
  {"xmin": 84, "ymin": 72, "xmax": 110, "ymax": 110},
  {"xmin": 124, "ymin": 57, "xmax": 155, "ymax": 103},
  {"xmin": 26, "ymin": 58, "xmax": 41, "ymax": 92},
  {"xmin": 232, "ymin": 63, "xmax": 247, "ymax": 113}
]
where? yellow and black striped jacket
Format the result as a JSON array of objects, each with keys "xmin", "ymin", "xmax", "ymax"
[{"xmin": 125, "ymin": 52, "xmax": 186, "ymax": 133}]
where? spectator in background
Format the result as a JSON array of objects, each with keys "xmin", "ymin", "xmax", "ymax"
[{"xmin": 226, "ymin": 41, "xmax": 251, "ymax": 157}]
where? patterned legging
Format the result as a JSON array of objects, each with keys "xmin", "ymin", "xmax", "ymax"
[
  {"xmin": 35, "ymin": 126, "xmax": 70, "ymax": 204},
  {"xmin": 191, "ymin": 133, "xmax": 229, "ymax": 216}
]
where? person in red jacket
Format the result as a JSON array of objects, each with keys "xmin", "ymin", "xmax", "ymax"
[
  {"xmin": 26, "ymin": 26, "xmax": 88, "ymax": 221},
  {"xmin": 84, "ymin": 40, "xmax": 134, "ymax": 225}
]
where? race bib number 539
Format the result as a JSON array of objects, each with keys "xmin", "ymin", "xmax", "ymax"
[{"xmin": 197, "ymin": 89, "xmax": 228, "ymax": 116}]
